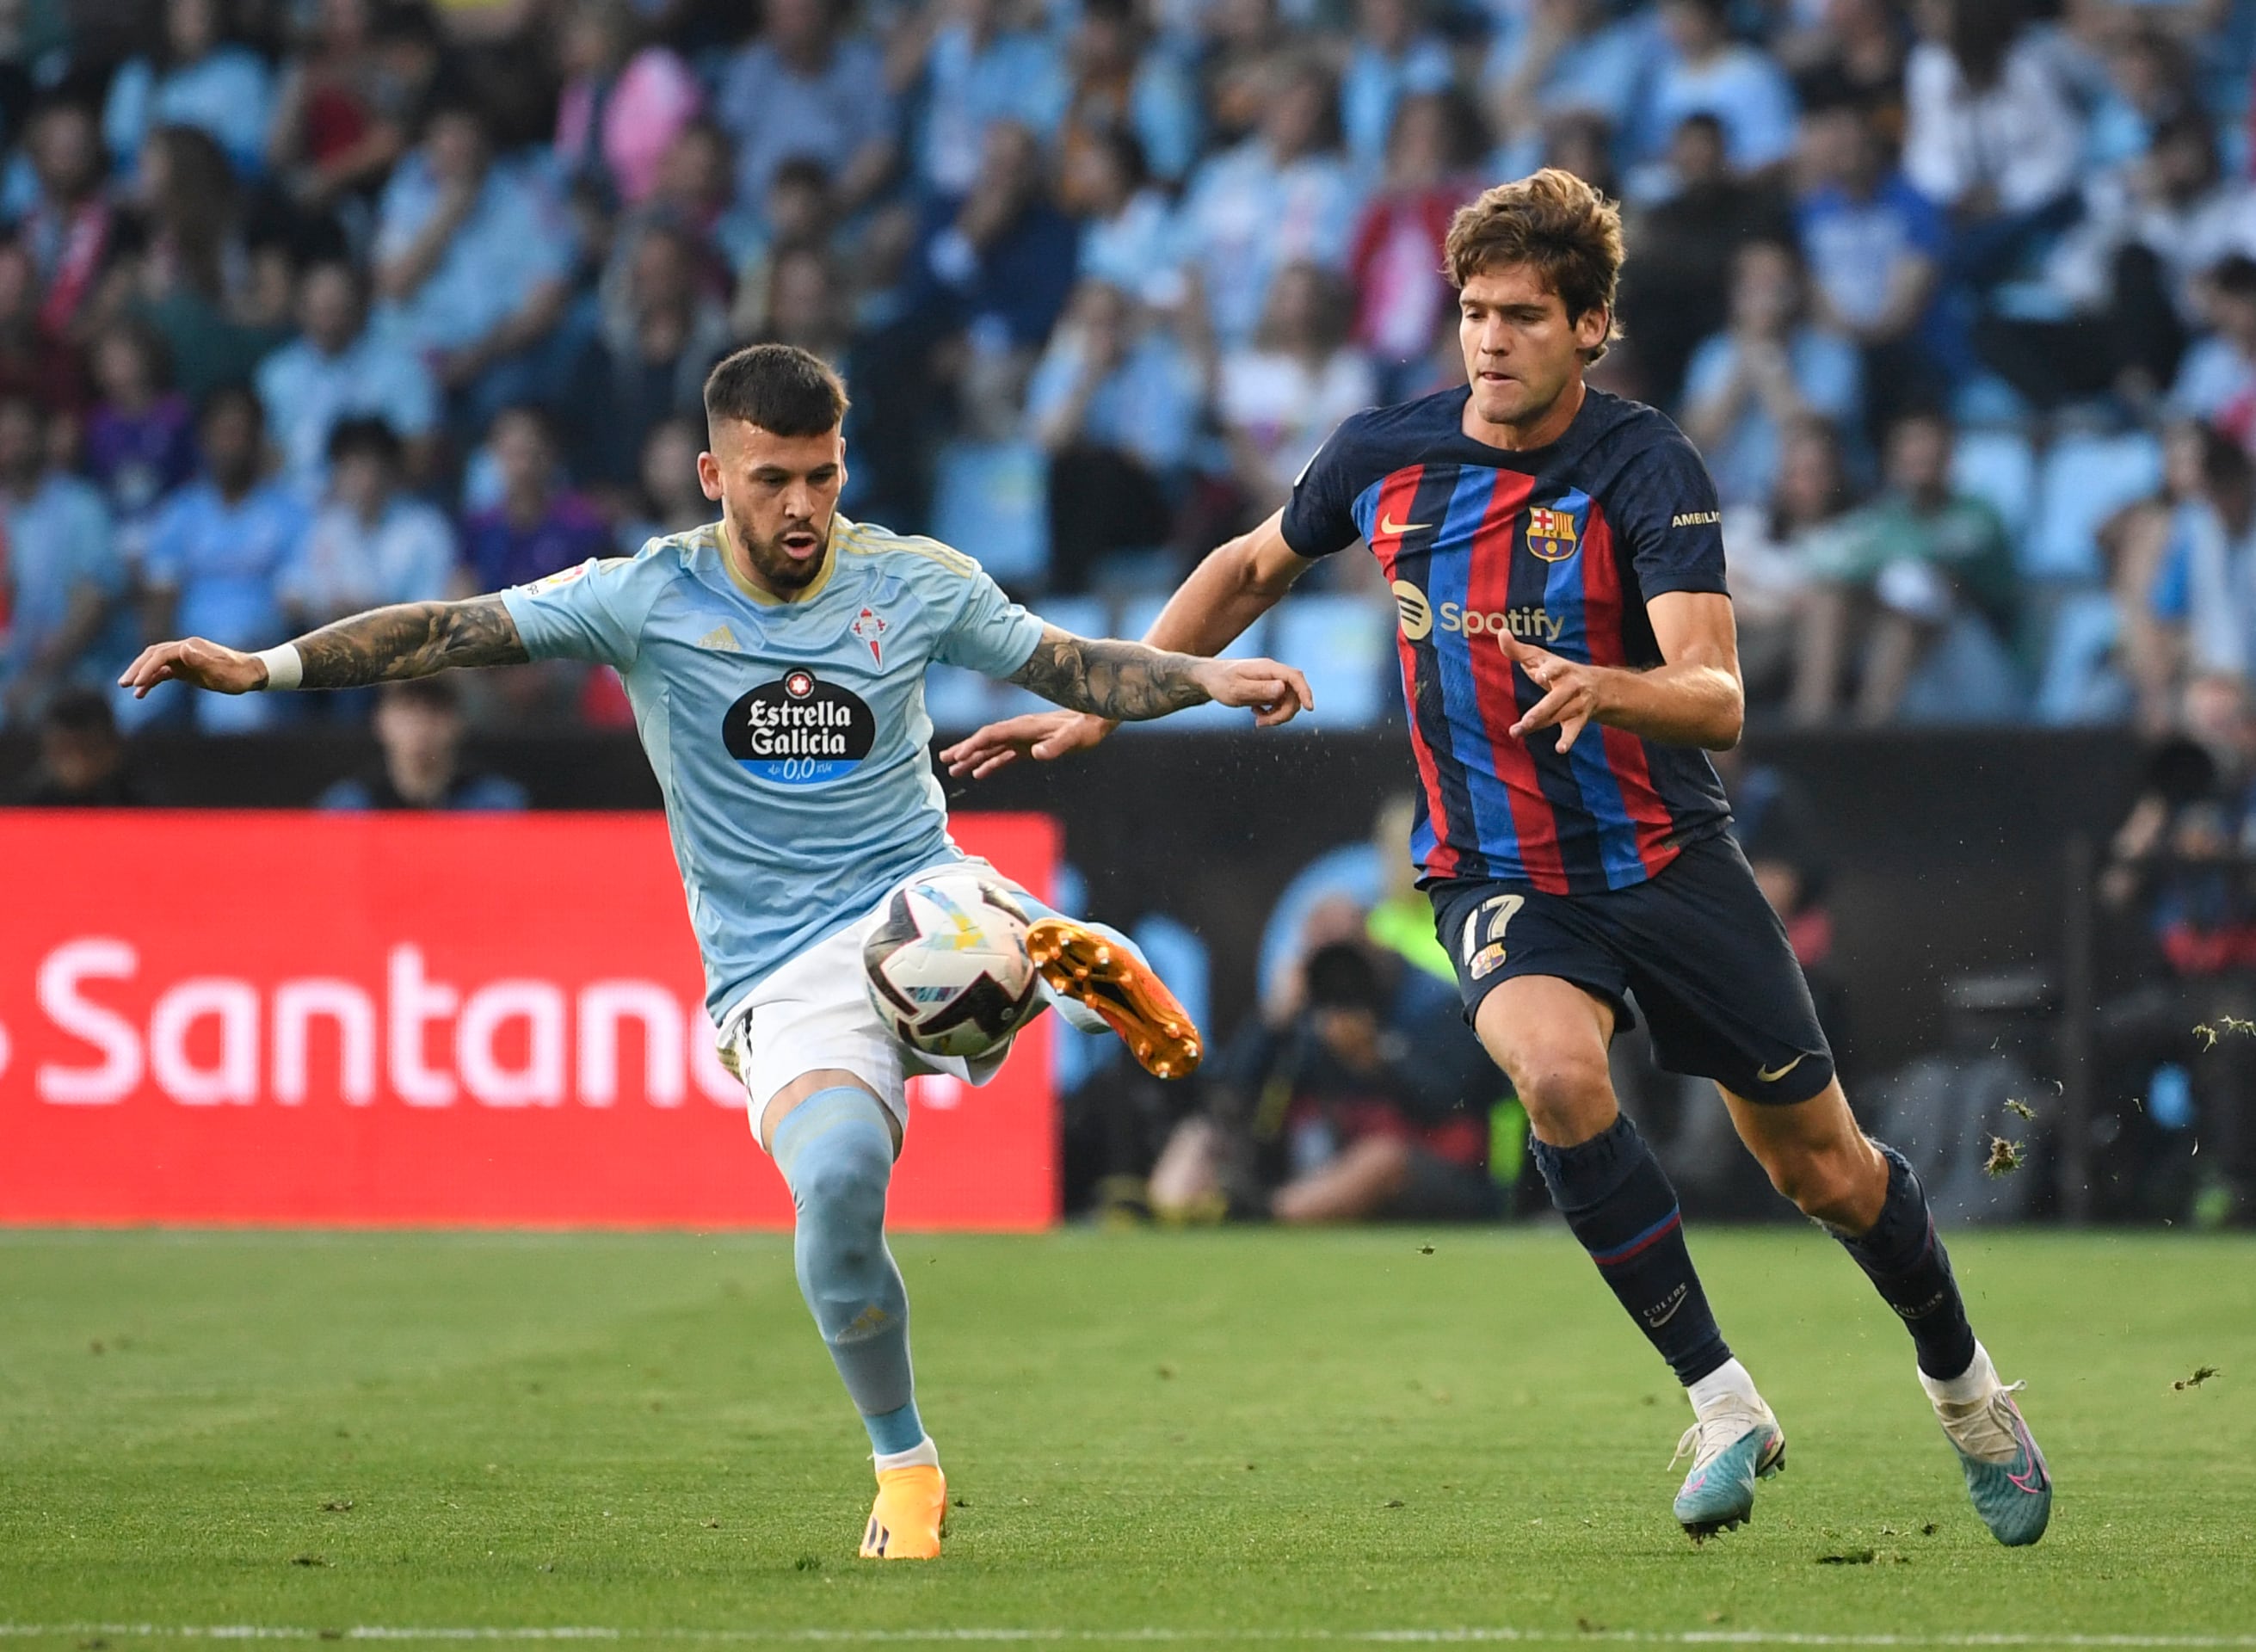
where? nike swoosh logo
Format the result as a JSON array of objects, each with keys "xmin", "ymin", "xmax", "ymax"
[
  {"xmin": 1378, "ymin": 513, "xmax": 1431, "ymax": 536},
  {"xmin": 1755, "ymin": 1055, "xmax": 1806, "ymax": 1085}
]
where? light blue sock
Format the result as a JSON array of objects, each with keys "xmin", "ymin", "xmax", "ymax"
[
  {"xmin": 1014, "ymin": 893, "xmax": 1142, "ymax": 1035},
  {"xmin": 772, "ymin": 1088, "xmax": 926, "ymax": 1457}
]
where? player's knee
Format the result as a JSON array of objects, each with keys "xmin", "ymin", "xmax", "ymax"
[
  {"xmin": 797, "ymin": 1150, "xmax": 887, "ymax": 1231},
  {"xmin": 796, "ymin": 1129, "xmax": 890, "ymax": 1216},
  {"xmin": 792, "ymin": 1162, "xmax": 891, "ymax": 1301},
  {"xmin": 1512, "ymin": 1046, "xmax": 1617, "ymax": 1140},
  {"xmin": 1761, "ymin": 1141, "xmax": 1868, "ymax": 1227},
  {"xmin": 778, "ymin": 1094, "xmax": 895, "ymax": 1257}
]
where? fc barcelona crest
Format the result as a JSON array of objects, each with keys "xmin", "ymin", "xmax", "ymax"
[{"xmin": 1526, "ymin": 506, "xmax": 1580, "ymax": 563}]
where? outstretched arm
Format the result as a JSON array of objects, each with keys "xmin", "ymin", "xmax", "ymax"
[
  {"xmin": 1135, "ymin": 509, "xmax": 1315, "ymax": 657},
  {"xmin": 945, "ymin": 511, "xmax": 1316, "ymax": 776},
  {"xmin": 120, "ymin": 595, "xmax": 530, "ymax": 698},
  {"xmin": 1006, "ymin": 624, "xmax": 1311, "ymax": 725}
]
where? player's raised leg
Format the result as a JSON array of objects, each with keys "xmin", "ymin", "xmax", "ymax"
[
  {"xmin": 1723, "ymin": 1086, "xmax": 2052, "ymax": 1546},
  {"xmin": 1472, "ymin": 977, "xmax": 1783, "ymax": 1539},
  {"xmin": 761, "ymin": 1070, "xmax": 945, "ymax": 1561},
  {"xmin": 1012, "ymin": 894, "xmax": 1204, "ymax": 1079}
]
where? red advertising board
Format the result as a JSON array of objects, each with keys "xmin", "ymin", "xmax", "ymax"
[{"xmin": 0, "ymin": 811, "xmax": 1058, "ymax": 1229}]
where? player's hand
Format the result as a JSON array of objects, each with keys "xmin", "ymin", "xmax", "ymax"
[
  {"xmin": 1495, "ymin": 631, "xmax": 1607, "ymax": 753},
  {"xmin": 1190, "ymin": 656, "xmax": 1314, "ymax": 728},
  {"xmin": 118, "ymin": 638, "xmax": 267, "ymax": 698},
  {"xmin": 941, "ymin": 710, "xmax": 1114, "ymax": 779}
]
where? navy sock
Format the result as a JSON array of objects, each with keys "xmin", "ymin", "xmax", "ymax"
[
  {"xmin": 1835, "ymin": 1141, "xmax": 1977, "ymax": 1380},
  {"xmin": 1531, "ymin": 1114, "xmax": 1731, "ymax": 1387}
]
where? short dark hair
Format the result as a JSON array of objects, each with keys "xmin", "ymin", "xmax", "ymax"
[
  {"xmin": 374, "ymin": 1, "xmax": 443, "ymax": 47},
  {"xmin": 302, "ymin": 255, "xmax": 366, "ymax": 294},
  {"xmin": 769, "ymin": 155, "xmax": 833, "ymax": 196},
  {"xmin": 1886, "ymin": 404, "xmax": 1953, "ymax": 440},
  {"xmin": 1090, "ymin": 126, "xmax": 1149, "ymax": 192},
  {"xmin": 2211, "ymin": 253, "xmax": 2256, "ymax": 299},
  {"xmin": 98, "ymin": 316, "xmax": 176, "ymax": 391},
  {"xmin": 491, "ymin": 402, "xmax": 557, "ymax": 449},
  {"xmin": 2199, "ymin": 421, "xmax": 2253, "ymax": 496},
  {"xmin": 42, "ymin": 687, "xmax": 117, "ymax": 739},
  {"xmin": 328, "ymin": 415, "xmax": 403, "ymax": 466},
  {"xmin": 380, "ymin": 675, "xmax": 460, "ymax": 713},
  {"xmin": 1304, "ymin": 943, "xmax": 1386, "ymax": 1015},
  {"xmin": 703, "ymin": 343, "xmax": 848, "ymax": 437},
  {"xmin": 422, "ymin": 93, "xmax": 490, "ymax": 140},
  {"xmin": 198, "ymin": 382, "xmax": 262, "ymax": 430},
  {"xmin": 28, "ymin": 93, "xmax": 97, "ymax": 132}
]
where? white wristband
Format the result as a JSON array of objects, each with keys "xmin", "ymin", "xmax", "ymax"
[{"xmin": 254, "ymin": 644, "xmax": 303, "ymax": 692}]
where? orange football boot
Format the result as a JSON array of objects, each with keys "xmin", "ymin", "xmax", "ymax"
[
  {"xmin": 860, "ymin": 1464, "xmax": 946, "ymax": 1560},
  {"xmin": 1024, "ymin": 917, "xmax": 1203, "ymax": 1078}
]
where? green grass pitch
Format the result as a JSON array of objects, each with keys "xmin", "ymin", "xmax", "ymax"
[{"xmin": 1, "ymin": 1227, "xmax": 2251, "ymax": 1649}]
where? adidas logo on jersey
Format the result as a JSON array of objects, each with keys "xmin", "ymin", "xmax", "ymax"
[{"xmin": 698, "ymin": 625, "xmax": 740, "ymax": 652}]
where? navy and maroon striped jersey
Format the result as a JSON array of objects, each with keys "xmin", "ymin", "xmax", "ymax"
[{"xmin": 1281, "ymin": 385, "xmax": 1734, "ymax": 896}]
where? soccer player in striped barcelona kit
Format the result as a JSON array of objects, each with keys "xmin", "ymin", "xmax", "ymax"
[
  {"xmin": 120, "ymin": 343, "xmax": 1314, "ymax": 1563},
  {"xmin": 945, "ymin": 171, "xmax": 2053, "ymax": 1545}
]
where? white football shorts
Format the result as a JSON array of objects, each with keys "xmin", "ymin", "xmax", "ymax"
[{"xmin": 713, "ymin": 860, "xmax": 1027, "ymax": 1150}]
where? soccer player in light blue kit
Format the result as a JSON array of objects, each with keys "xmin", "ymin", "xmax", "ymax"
[{"xmin": 121, "ymin": 343, "xmax": 1314, "ymax": 1562}]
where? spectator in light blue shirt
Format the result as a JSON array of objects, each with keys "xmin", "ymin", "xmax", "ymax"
[
  {"xmin": 1644, "ymin": 0, "xmax": 1798, "ymax": 172},
  {"xmin": 1682, "ymin": 238, "xmax": 1864, "ymax": 507},
  {"xmin": 142, "ymin": 386, "xmax": 310, "ymax": 731},
  {"xmin": 2171, "ymin": 255, "xmax": 2256, "ymax": 433},
  {"xmin": 1172, "ymin": 57, "xmax": 1365, "ymax": 348},
  {"xmin": 1029, "ymin": 279, "xmax": 1204, "ymax": 476},
  {"xmin": 372, "ymin": 100, "xmax": 576, "ymax": 434},
  {"xmin": 1340, "ymin": 0, "xmax": 1457, "ymax": 173},
  {"xmin": 713, "ymin": 0, "xmax": 897, "ymax": 219},
  {"xmin": 1484, "ymin": 0, "xmax": 1650, "ymax": 179},
  {"xmin": 2151, "ymin": 428, "xmax": 2256, "ymax": 689},
  {"xmin": 1796, "ymin": 102, "xmax": 1954, "ymax": 426},
  {"xmin": 280, "ymin": 418, "xmax": 459, "ymax": 634},
  {"xmin": 0, "ymin": 396, "xmax": 126, "ymax": 728},
  {"xmin": 2080, "ymin": 22, "xmax": 2198, "ymax": 174},
  {"xmin": 102, "ymin": 0, "xmax": 275, "ymax": 180},
  {"xmin": 915, "ymin": 0, "xmax": 1070, "ymax": 197},
  {"xmin": 1067, "ymin": 128, "xmax": 1179, "ymax": 305},
  {"xmin": 1060, "ymin": 0, "xmax": 1202, "ymax": 187},
  {"xmin": 256, "ymin": 260, "xmax": 441, "ymax": 500},
  {"xmin": 1027, "ymin": 280, "xmax": 1205, "ymax": 592}
]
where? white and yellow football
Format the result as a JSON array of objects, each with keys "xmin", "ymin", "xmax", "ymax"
[{"xmin": 863, "ymin": 871, "xmax": 1042, "ymax": 1059}]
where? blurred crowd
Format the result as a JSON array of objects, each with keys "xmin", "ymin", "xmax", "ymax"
[{"xmin": 8, "ymin": 0, "xmax": 2256, "ymax": 739}]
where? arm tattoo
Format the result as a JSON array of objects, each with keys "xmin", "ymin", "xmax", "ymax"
[
  {"xmin": 1008, "ymin": 626, "xmax": 1210, "ymax": 721},
  {"xmin": 293, "ymin": 596, "xmax": 530, "ymax": 690}
]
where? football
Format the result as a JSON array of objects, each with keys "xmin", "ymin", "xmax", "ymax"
[{"xmin": 862, "ymin": 871, "xmax": 1044, "ymax": 1059}]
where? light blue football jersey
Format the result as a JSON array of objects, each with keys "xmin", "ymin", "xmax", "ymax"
[{"xmin": 499, "ymin": 517, "xmax": 1045, "ymax": 1018}]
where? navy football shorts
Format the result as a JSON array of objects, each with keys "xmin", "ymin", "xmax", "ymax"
[{"xmin": 1427, "ymin": 833, "xmax": 1835, "ymax": 1106}]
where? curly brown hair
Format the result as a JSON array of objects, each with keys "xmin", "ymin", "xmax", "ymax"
[{"xmin": 1442, "ymin": 169, "xmax": 1624, "ymax": 361}]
